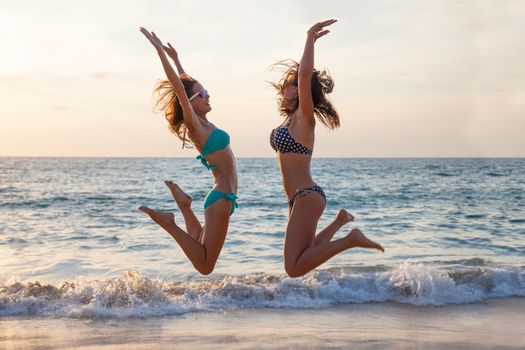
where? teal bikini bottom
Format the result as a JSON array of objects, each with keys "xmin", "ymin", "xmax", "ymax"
[{"xmin": 204, "ymin": 190, "xmax": 238, "ymax": 216}]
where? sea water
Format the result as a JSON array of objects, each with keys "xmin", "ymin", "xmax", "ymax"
[{"xmin": 1, "ymin": 157, "xmax": 524, "ymax": 317}]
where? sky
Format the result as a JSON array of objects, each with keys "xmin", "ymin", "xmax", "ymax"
[{"xmin": 0, "ymin": 0, "xmax": 524, "ymax": 157}]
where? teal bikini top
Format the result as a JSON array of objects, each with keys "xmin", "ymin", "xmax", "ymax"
[{"xmin": 196, "ymin": 128, "xmax": 230, "ymax": 170}]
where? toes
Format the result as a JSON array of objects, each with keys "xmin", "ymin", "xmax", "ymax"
[
  {"xmin": 365, "ymin": 237, "xmax": 384, "ymax": 252},
  {"xmin": 165, "ymin": 181, "xmax": 181, "ymax": 192},
  {"xmin": 348, "ymin": 229, "xmax": 383, "ymax": 251}
]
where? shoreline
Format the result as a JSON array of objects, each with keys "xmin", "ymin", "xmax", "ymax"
[{"xmin": 2, "ymin": 298, "xmax": 524, "ymax": 349}]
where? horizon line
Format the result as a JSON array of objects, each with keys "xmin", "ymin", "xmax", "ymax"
[{"xmin": 1, "ymin": 156, "xmax": 524, "ymax": 159}]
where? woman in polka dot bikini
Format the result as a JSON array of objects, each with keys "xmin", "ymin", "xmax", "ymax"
[{"xmin": 269, "ymin": 19, "xmax": 384, "ymax": 278}]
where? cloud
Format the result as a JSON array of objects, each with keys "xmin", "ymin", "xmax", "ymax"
[
  {"xmin": 49, "ymin": 105, "xmax": 75, "ymax": 112},
  {"xmin": 92, "ymin": 71, "xmax": 119, "ymax": 79}
]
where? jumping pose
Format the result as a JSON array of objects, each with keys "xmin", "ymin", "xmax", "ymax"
[
  {"xmin": 270, "ymin": 20, "xmax": 384, "ymax": 277},
  {"xmin": 139, "ymin": 27, "xmax": 237, "ymax": 275}
]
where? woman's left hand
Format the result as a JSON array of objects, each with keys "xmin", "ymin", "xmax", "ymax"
[{"xmin": 163, "ymin": 42, "xmax": 179, "ymax": 60}]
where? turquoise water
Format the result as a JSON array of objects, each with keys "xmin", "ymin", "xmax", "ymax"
[{"xmin": 1, "ymin": 158, "xmax": 524, "ymax": 316}]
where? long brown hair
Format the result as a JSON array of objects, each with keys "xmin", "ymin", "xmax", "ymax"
[
  {"xmin": 154, "ymin": 77, "xmax": 199, "ymax": 148},
  {"xmin": 271, "ymin": 60, "xmax": 340, "ymax": 129}
]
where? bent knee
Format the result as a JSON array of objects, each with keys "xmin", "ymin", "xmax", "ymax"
[
  {"xmin": 284, "ymin": 263, "xmax": 304, "ymax": 278},
  {"xmin": 197, "ymin": 262, "xmax": 216, "ymax": 276}
]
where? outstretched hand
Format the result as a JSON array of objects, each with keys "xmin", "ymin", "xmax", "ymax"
[
  {"xmin": 307, "ymin": 19, "xmax": 337, "ymax": 42},
  {"xmin": 140, "ymin": 27, "xmax": 163, "ymax": 51},
  {"xmin": 163, "ymin": 42, "xmax": 179, "ymax": 60}
]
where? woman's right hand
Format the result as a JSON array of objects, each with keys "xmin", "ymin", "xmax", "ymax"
[
  {"xmin": 307, "ymin": 19, "xmax": 337, "ymax": 42},
  {"xmin": 140, "ymin": 27, "xmax": 164, "ymax": 51},
  {"xmin": 163, "ymin": 42, "xmax": 179, "ymax": 60}
]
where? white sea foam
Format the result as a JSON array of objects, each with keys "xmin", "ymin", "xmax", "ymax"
[{"xmin": 1, "ymin": 262, "xmax": 524, "ymax": 318}]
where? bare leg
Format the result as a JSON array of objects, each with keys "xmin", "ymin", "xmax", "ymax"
[
  {"xmin": 139, "ymin": 199, "xmax": 230, "ymax": 275},
  {"xmin": 285, "ymin": 195, "xmax": 383, "ymax": 278},
  {"xmin": 312, "ymin": 209, "xmax": 354, "ymax": 246},
  {"xmin": 165, "ymin": 180, "xmax": 203, "ymax": 241},
  {"xmin": 139, "ymin": 206, "xmax": 210, "ymax": 273},
  {"xmin": 292, "ymin": 228, "xmax": 384, "ymax": 277}
]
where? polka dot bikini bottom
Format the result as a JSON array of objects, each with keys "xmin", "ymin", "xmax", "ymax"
[{"xmin": 288, "ymin": 185, "xmax": 326, "ymax": 208}]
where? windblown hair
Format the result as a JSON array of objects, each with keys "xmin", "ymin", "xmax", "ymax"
[
  {"xmin": 271, "ymin": 59, "xmax": 340, "ymax": 129},
  {"xmin": 154, "ymin": 77, "xmax": 198, "ymax": 149}
]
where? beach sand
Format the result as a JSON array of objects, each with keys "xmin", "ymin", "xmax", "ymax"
[{"xmin": 1, "ymin": 298, "xmax": 524, "ymax": 349}]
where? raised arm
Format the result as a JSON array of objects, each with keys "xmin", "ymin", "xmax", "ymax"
[
  {"xmin": 297, "ymin": 19, "xmax": 337, "ymax": 122},
  {"xmin": 163, "ymin": 42, "xmax": 188, "ymax": 78},
  {"xmin": 140, "ymin": 27, "xmax": 199, "ymax": 128}
]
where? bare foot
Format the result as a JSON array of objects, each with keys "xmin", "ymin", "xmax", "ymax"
[
  {"xmin": 347, "ymin": 228, "xmax": 384, "ymax": 252},
  {"xmin": 138, "ymin": 206, "xmax": 176, "ymax": 230},
  {"xmin": 165, "ymin": 181, "xmax": 192, "ymax": 209},
  {"xmin": 336, "ymin": 209, "xmax": 354, "ymax": 226}
]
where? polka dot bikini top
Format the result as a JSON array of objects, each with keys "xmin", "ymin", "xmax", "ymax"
[{"xmin": 270, "ymin": 120, "xmax": 313, "ymax": 155}]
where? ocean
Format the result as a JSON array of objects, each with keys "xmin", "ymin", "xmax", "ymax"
[{"xmin": 1, "ymin": 157, "xmax": 524, "ymax": 318}]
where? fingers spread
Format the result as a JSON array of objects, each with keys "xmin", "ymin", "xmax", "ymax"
[
  {"xmin": 321, "ymin": 19, "xmax": 337, "ymax": 27},
  {"xmin": 140, "ymin": 28, "xmax": 153, "ymax": 40},
  {"xmin": 317, "ymin": 30, "xmax": 330, "ymax": 38},
  {"xmin": 315, "ymin": 19, "xmax": 337, "ymax": 31}
]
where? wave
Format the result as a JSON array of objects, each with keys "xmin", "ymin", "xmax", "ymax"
[
  {"xmin": 1, "ymin": 262, "xmax": 524, "ymax": 319},
  {"xmin": 435, "ymin": 172, "xmax": 456, "ymax": 177},
  {"xmin": 464, "ymin": 214, "xmax": 488, "ymax": 219},
  {"xmin": 0, "ymin": 195, "xmax": 71, "ymax": 209},
  {"xmin": 486, "ymin": 172, "xmax": 506, "ymax": 177}
]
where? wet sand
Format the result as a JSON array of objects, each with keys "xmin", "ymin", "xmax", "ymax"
[{"xmin": 1, "ymin": 298, "xmax": 524, "ymax": 349}]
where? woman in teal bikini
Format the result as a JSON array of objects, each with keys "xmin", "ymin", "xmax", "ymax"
[
  {"xmin": 139, "ymin": 27, "xmax": 237, "ymax": 275},
  {"xmin": 270, "ymin": 20, "xmax": 384, "ymax": 277}
]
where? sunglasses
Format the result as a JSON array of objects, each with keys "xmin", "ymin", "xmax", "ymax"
[{"xmin": 189, "ymin": 87, "xmax": 209, "ymax": 101}]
